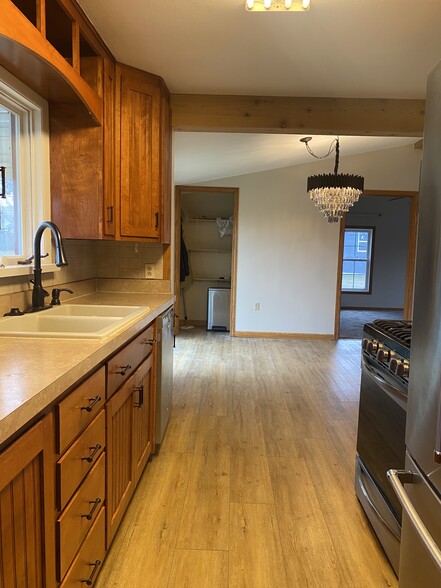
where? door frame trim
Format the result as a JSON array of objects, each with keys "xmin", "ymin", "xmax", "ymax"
[
  {"xmin": 174, "ymin": 185, "xmax": 239, "ymax": 336},
  {"xmin": 335, "ymin": 189, "xmax": 419, "ymax": 339}
]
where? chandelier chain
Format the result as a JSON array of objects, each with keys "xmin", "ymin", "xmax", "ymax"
[{"xmin": 303, "ymin": 137, "xmax": 338, "ymax": 162}]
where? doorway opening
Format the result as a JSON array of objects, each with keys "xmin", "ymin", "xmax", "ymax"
[
  {"xmin": 335, "ymin": 190, "xmax": 418, "ymax": 339},
  {"xmin": 174, "ymin": 186, "xmax": 238, "ymax": 336}
]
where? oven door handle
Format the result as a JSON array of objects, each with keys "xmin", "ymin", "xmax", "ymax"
[
  {"xmin": 358, "ymin": 466, "xmax": 401, "ymax": 540},
  {"xmin": 362, "ymin": 357, "xmax": 407, "ymax": 409},
  {"xmin": 388, "ymin": 468, "xmax": 441, "ymax": 572}
]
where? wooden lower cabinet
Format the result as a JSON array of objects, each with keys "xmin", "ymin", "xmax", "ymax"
[
  {"xmin": 0, "ymin": 414, "xmax": 56, "ymax": 588},
  {"xmin": 59, "ymin": 508, "xmax": 106, "ymax": 588},
  {"xmin": 57, "ymin": 453, "xmax": 105, "ymax": 581},
  {"xmin": 55, "ymin": 372, "xmax": 107, "ymax": 586},
  {"xmin": 0, "ymin": 322, "xmax": 158, "ymax": 587},
  {"xmin": 106, "ymin": 354, "xmax": 155, "ymax": 546}
]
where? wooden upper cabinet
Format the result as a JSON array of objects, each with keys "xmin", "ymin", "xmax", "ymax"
[
  {"xmin": 50, "ymin": 55, "xmax": 114, "ymax": 239},
  {"xmin": 117, "ymin": 64, "xmax": 161, "ymax": 241}
]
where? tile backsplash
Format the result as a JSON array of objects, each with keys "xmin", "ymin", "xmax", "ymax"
[
  {"xmin": 96, "ymin": 241, "xmax": 164, "ymax": 280},
  {"xmin": 0, "ymin": 240, "xmax": 170, "ymax": 316}
]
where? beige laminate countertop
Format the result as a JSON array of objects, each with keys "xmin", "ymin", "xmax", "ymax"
[{"xmin": 0, "ymin": 292, "xmax": 174, "ymax": 448}]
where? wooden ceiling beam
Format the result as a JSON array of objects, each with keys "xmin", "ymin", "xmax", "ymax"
[{"xmin": 171, "ymin": 94, "xmax": 425, "ymax": 136}]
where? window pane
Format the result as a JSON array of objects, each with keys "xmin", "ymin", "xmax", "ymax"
[
  {"xmin": 342, "ymin": 228, "xmax": 373, "ymax": 292},
  {"xmin": 353, "ymin": 260, "xmax": 367, "ymax": 289},
  {"xmin": 0, "ymin": 105, "xmax": 21, "ymax": 256}
]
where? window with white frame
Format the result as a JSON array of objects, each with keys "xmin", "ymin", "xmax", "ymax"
[
  {"xmin": 0, "ymin": 66, "xmax": 51, "ymax": 277},
  {"xmin": 342, "ymin": 228, "xmax": 374, "ymax": 293}
]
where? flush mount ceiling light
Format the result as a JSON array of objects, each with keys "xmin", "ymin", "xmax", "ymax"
[
  {"xmin": 300, "ymin": 136, "xmax": 364, "ymax": 223},
  {"xmin": 246, "ymin": 0, "xmax": 310, "ymax": 11}
]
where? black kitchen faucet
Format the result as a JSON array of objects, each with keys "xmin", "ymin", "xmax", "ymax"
[{"xmin": 30, "ymin": 221, "xmax": 68, "ymax": 312}]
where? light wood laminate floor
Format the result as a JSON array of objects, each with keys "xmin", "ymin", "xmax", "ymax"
[{"xmin": 96, "ymin": 329, "xmax": 397, "ymax": 587}]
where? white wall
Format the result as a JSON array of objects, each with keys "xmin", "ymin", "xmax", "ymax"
[{"xmin": 197, "ymin": 144, "xmax": 421, "ymax": 335}]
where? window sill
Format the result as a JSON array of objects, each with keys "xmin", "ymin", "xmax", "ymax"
[{"xmin": 0, "ymin": 264, "xmax": 61, "ymax": 279}]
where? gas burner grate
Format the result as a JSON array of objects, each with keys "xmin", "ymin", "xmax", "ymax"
[{"xmin": 372, "ymin": 320, "xmax": 412, "ymax": 348}]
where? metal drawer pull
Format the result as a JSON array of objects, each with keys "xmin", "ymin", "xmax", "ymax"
[
  {"xmin": 155, "ymin": 211, "xmax": 159, "ymax": 229},
  {"xmin": 81, "ymin": 396, "xmax": 102, "ymax": 412},
  {"xmin": 81, "ymin": 444, "xmax": 102, "ymax": 463},
  {"xmin": 81, "ymin": 560, "xmax": 101, "ymax": 585},
  {"xmin": 388, "ymin": 468, "xmax": 441, "ymax": 571},
  {"xmin": 143, "ymin": 338, "xmax": 156, "ymax": 345},
  {"xmin": 81, "ymin": 498, "xmax": 102, "ymax": 521},
  {"xmin": 133, "ymin": 385, "xmax": 144, "ymax": 408},
  {"xmin": 116, "ymin": 364, "xmax": 131, "ymax": 376},
  {"xmin": 107, "ymin": 205, "xmax": 113, "ymax": 224}
]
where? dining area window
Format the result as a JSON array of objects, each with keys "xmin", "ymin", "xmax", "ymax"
[{"xmin": 342, "ymin": 227, "xmax": 374, "ymax": 293}]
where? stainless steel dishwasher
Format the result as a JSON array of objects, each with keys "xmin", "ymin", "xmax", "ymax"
[{"xmin": 155, "ymin": 306, "xmax": 174, "ymax": 445}]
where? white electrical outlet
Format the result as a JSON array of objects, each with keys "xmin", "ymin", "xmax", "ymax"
[
  {"xmin": 145, "ymin": 264, "xmax": 155, "ymax": 279},
  {"xmin": 254, "ymin": 302, "xmax": 261, "ymax": 311}
]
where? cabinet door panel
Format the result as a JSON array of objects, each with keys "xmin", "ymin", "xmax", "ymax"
[
  {"xmin": 0, "ymin": 414, "xmax": 55, "ymax": 588},
  {"xmin": 120, "ymin": 67, "xmax": 160, "ymax": 239},
  {"xmin": 132, "ymin": 355, "xmax": 155, "ymax": 485},
  {"xmin": 106, "ymin": 380, "xmax": 134, "ymax": 546}
]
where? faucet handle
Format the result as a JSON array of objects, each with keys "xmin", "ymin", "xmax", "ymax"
[
  {"xmin": 51, "ymin": 288, "xmax": 74, "ymax": 306},
  {"xmin": 29, "ymin": 279, "xmax": 48, "ymax": 296},
  {"xmin": 18, "ymin": 253, "xmax": 49, "ymax": 265}
]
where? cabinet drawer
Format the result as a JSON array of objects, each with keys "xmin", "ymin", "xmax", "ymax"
[
  {"xmin": 57, "ymin": 368, "xmax": 105, "ymax": 454},
  {"xmin": 60, "ymin": 507, "xmax": 106, "ymax": 588},
  {"xmin": 57, "ymin": 410, "xmax": 105, "ymax": 510},
  {"xmin": 107, "ymin": 324, "xmax": 155, "ymax": 398},
  {"xmin": 57, "ymin": 452, "xmax": 105, "ymax": 581}
]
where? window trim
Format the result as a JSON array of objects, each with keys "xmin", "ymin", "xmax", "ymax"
[
  {"xmin": 341, "ymin": 226, "xmax": 375, "ymax": 294},
  {"xmin": 0, "ymin": 65, "xmax": 54, "ymax": 278}
]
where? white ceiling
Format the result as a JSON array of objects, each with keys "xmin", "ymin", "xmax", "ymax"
[
  {"xmin": 173, "ymin": 133, "xmax": 417, "ymax": 184},
  {"xmin": 77, "ymin": 0, "xmax": 437, "ymax": 182}
]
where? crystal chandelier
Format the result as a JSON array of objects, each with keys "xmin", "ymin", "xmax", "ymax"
[
  {"xmin": 300, "ymin": 137, "xmax": 364, "ymax": 223},
  {"xmin": 246, "ymin": 0, "xmax": 310, "ymax": 11}
]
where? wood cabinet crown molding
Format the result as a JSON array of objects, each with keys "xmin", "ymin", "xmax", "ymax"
[{"xmin": 0, "ymin": 0, "xmax": 105, "ymax": 124}]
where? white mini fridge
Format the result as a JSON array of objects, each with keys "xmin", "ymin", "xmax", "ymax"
[{"xmin": 207, "ymin": 287, "xmax": 230, "ymax": 331}]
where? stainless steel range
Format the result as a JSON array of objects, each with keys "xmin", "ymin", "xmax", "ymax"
[{"xmin": 355, "ymin": 319, "xmax": 411, "ymax": 575}]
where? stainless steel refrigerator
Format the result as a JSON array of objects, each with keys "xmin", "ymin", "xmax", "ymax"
[{"xmin": 388, "ymin": 59, "xmax": 441, "ymax": 585}]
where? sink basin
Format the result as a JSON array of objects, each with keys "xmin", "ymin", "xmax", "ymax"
[
  {"xmin": 0, "ymin": 305, "xmax": 149, "ymax": 338},
  {"xmin": 49, "ymin": 304, "xmax": 148, "ymax": 318}
]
